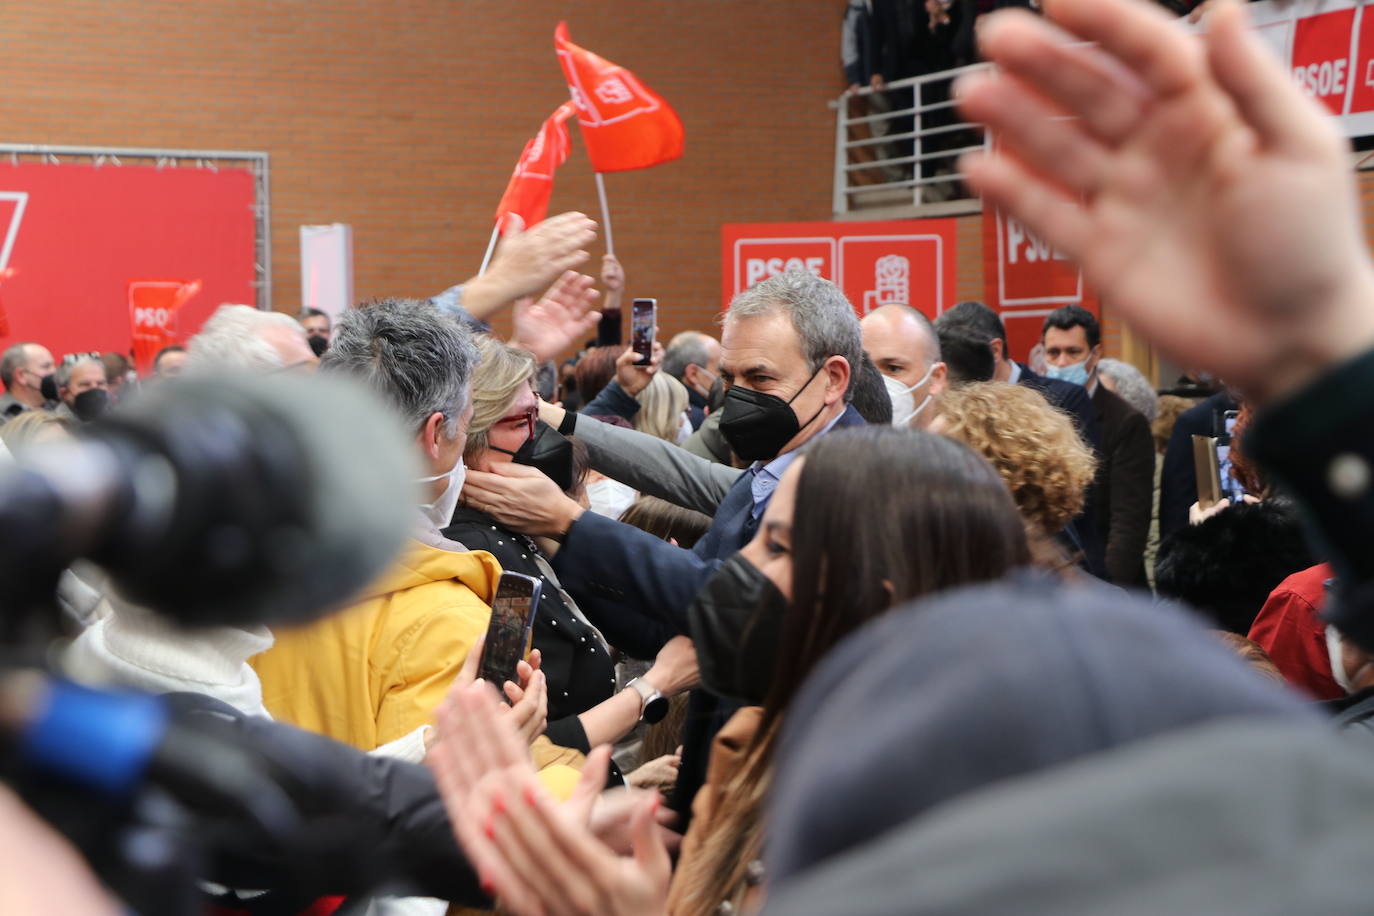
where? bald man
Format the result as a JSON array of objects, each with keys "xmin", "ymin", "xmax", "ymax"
[
  {"xmin": 664, "ymin": 330, "xmax": 723, "ymax": 430},
  {"xmin": 861, "ymin": 303, "xmax": 947, "ymax": 428}
]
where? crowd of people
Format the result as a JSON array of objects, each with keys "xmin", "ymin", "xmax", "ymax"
[
  {"xmin": 7, "ymin": 0, "xmax": 1374, "ymax": 912},
  {"xmin": 839, "ymin": 0, "xmax": 1245, "ymax": 198}
]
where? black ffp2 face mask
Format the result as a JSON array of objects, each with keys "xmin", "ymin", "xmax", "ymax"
[
  {"xmin": 72, "ymin": 388, "xmax": 111, "ymax": 422},
  {"xmin": 718, "ymin": 366, "xmax": 826, "ymax": 463},
  {"xmin": 687, "ymin": 552, "xmax": 791, "ymax": 706},
  {"xmin": 308, "ymin": 335, "xmax": 330, "ymax": 357},
  {"xmin": 491, "ymin": 419, "xmax": 575, "ymax": 492},
  {"xmin": 39, "ymin": 373, "xmax": 59, "ymax": 403}
]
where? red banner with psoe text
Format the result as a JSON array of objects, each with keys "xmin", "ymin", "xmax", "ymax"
[
  {"xmin": 981, "ymin": 209, "xmax": 1098, "ymax": 363},
  {"xmin": 128, "ymin": 280, "xmax": 201, "ymax": 376},
  {"xmin": 721, "ymin": 219, "xmax": 958, "ymax": 321}
]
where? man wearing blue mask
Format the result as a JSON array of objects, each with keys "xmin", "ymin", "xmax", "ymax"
[{"xmin": 1042, "ymin": 305, "xmax": 1153, "ymax": 586}]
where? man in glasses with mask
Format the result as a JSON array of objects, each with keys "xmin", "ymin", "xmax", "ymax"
[
  {"xmin": 861, "ymin": 303, "xmax": 948, "ymax": 429},
  {"xmin": 464, "ymin": 270, "xmax": 867, "ymax": 821},
  {"xmin": 53, "ymin": 356, "xmax": 111, "ymax": 423}
]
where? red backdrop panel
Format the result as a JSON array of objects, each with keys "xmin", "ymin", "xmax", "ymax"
[
  {"xmin": 721, "ymin": 219, "xmax": 959, "ymax": 322},
  {"xmin": 0, "ymin": 161, "xmax": 256, "ymax": 360},
  {"xmin": 982, "ymin": 209, "xmax": 1099, "ymax": 363}
]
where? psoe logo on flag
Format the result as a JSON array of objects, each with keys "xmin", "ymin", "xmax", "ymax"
[
  {"xmin": 594, "ymin": 77, "xmax": 635, "ymax": 106},
  {"xmin": 558, "ymin": 56, "xmax": 662, "ymax": 127}
]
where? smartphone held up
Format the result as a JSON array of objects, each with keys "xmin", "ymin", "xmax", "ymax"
[
  {"xmin": 477, "ymin": 571, "xmax": 543, "ymax": 698},
  {"xmin": 631, "ymin": 297, "xmax": 656, "ymax": 366}
]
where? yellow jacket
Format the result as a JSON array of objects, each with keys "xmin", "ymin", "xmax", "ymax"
[{"xmin": 251, "ymin": 537, "xmax": 583, "ymax": 789}]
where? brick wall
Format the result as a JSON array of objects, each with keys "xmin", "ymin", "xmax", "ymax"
[{"xmin": 1, "ymin": 1, "xmax": 845, "ymax": 348}]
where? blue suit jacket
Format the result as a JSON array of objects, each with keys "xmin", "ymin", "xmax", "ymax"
[
  {"xmin": 554, "ymin": 403, "xmax": 868, "ymax": 640},
  {"xmin": 552, "ymin": 403, "xmax": 868, "ymax": 819},
  {"xmin": 1016, "ymin": 363, "xmax": 1101, "ymax": 449},
  {"xmin": 1017, "ymin": 363, "xmax": 1107, "ymax": 576}
]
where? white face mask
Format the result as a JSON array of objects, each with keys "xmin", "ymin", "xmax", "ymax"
[
  {"xmin": 883, "ymin": 363, "xmax": 936, "ymax": 428},
  {"xmin": 587, "ymin": 478, "xmax": 637, "ymax": 520},
  {"xmin": 417, "ymin": 450, "xmax": 466, "ymax": 529},
  {"xmin": 675, "ymin": 411, "xmax": 694, "ymax": 445},
  {"xmin": 1329, "ymin": 624, "xmax": 1357, "ymax": 695}
]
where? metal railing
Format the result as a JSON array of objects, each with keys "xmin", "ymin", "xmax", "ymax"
[{"xmin": 830, "ymin": 61, "xmax": 990, "ymax": 217}]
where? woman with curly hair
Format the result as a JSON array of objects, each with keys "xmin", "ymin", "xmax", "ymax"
[{"xmin": 932, "ymin": 382, "xmax": 1097, "ymax": 573}]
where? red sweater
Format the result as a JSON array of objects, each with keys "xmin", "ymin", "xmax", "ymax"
[{"xmin": 1247, "ymin": 563, "xmax": 1342, "ymax": 700}]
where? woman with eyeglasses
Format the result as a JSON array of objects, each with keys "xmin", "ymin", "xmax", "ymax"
[{"xmin": 444, "ymin": 335, "xmax": 700, "ymax": 780}]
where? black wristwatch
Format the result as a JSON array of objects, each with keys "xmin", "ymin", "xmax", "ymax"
[{"xmin": 626, "ymin": 677, "xmax": 668, "ymax": 724}]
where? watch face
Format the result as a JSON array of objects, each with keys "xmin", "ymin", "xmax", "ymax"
[{"xmin": 642, "ymin": 695, "xmax": 670, "ymax": 725}]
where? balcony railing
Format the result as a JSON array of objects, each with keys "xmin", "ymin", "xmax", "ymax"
[{"xmin": 830, "ymin": 62, "xmax": 991, "ymax": 218}]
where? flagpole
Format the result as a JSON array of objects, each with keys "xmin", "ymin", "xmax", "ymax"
[
  {"xmin": 477, "ymin": 222, "xmax": 501, "ymax": 277},
  {"xmin": 594, "ymin": 172, "xmax": 615, "ymax": 256}
]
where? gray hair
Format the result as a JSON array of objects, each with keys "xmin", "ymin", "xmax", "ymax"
[
  {"xmin": 188, "ymin": 304, "xmax": 304, "ymax": 373},
  {"xmin": 55, "ymin": 356, "xmax": 104, "ymax": 391},
  {"xmin": 1097, "ymin": 358, "xmax": 1159, "ymax": 423},
  {"xmin": 321, "ymin": 297, "xmax": 478, "ymax": 437},
  {"xmin": 0, "ymin": 342, "xmax": 35, "ymax": 390},
  {"xmin": 662, "ymin": 331, "xmax": 714, "ymax": 382},
  {"xmin": 725, "ymin": 271, "xmax": 863, "ymax": 399}
]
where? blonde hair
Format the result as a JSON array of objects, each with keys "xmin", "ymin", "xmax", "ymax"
[
  {"xmin": 634, "ymin": 371, "xmax": 689, "ymax": 442},
  {"xmin": 1153, "ymin": 394, "xmax": 1198, "ymax": 454},
  {"xmin": 935, "ymin": 382, "xmax": 1096, "ymax": 534},
  {"xmin": 0, "ymin": 409, "xmax": 72, "ymax": 455},
  {"xmin": 464, "ymin": 335, "xmax": 537, "ymax": 461}
]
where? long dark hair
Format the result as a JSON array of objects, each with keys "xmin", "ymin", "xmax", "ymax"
[
  {"xmin": 764, "ymin": 425, "xmax": 1030, "ymax": 723},
  {"xmin": 674, "ymin": 426, "xmax": 1029, "ymax": 916}
]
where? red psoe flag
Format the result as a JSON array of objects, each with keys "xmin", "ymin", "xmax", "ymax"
[
  {"xmin": 554, "ymin": 22, "xmax": 684, "ymax": 173},
  {"xmin": 128, "ymin": 279, "xmax": 201, "ymax": 376},
  {"xmin": 495, "ymin": 102, "xmax": 576, "ymax": 234}
]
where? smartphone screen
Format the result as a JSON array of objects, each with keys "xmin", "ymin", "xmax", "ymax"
[
  {"xmin": 1216, "ymin": 409, "xmax": 1244, "ymax": 502},
  {"xmin": 477, "ymin": 572, "xmax": 543, "ymax": 694},
  {"xmin": 631, "ymin": 298, "xmax": 656, "ymax": 366}
]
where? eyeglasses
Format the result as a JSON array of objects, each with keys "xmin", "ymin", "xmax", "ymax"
[{"xmin": 500, "ymin": 406, "xmax": 538, "ymax": 440}]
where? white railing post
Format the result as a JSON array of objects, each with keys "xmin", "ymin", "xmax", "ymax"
[
  {"xmin": 912, "ymin": 83, "xmax": 924, "ymax": 207},
  {"xmin": 833, "ymin": 92, "xmax": 849, "ymax": 217}
]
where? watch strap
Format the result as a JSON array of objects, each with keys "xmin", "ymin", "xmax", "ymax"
[{"xmin": 557, "ymin": 409, "xmax": 578, "ymax": 437}]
